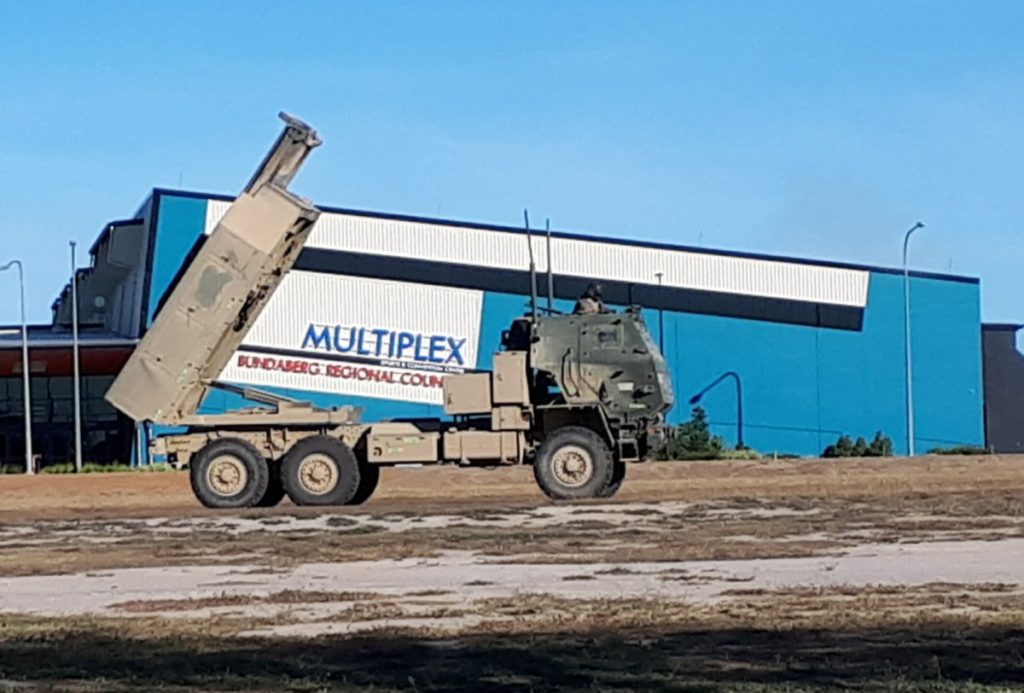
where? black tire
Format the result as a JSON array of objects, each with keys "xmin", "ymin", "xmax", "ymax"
[
  {"xmin": 533, "ymin": 426, "xmax": 615, "ymax": 500},
  {"xmin": 596, "ymin": 461, "xmax": 626, "ymax": 499},
  {"xmin": 349, "ymin": 463, "xmax": 380, "ymax": 505},
  {"xmin": 256, "ymin": 458, "xmax": 287, "ymax": 507},
  {"xmin": 190, "ymin": 438, "xmax": 270, "ymax": 509},
  {"xmin": 281, "ymin": 436, "xmax": 361, "ymax": 506}
]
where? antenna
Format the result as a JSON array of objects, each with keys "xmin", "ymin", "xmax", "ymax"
[
  {"xmin": 524, "ymin": 209, "xmax": 538, "ymax": 319},
  {"xmin": 545, "ymin": 218, "xmax": 554, "ymax": 312}
]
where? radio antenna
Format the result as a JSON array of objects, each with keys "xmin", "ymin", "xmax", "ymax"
[
  {"xmin": 524, "ymin": 209, "xmax": 538, "ymax": 320},
  {"xmin": 545, "ymin": 218, "xmax": 554, "ymax": 313}
]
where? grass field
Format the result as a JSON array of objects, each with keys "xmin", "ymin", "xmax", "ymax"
[{"xmin": 1, "ymin": 455, "xmax": 1022, "ymax": 691}]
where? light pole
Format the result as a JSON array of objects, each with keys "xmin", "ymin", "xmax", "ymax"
[
  {"xmin": 70, "ymin": 242, "xmax": 83, "ymax": 473},
  {"xmin": 654, "ymin": 272, "xmax": 665, "ymax": 353},
  {"xmin": 903, "ymin": 222, "xmax": 925, "ymax": 457},
  {"xmin": 0, "ymin": 260, "xmax": 33, "ymax": 474},
  {"xmin": 689, "ymin": 371, "xmax": 744, "ymax": 449}
]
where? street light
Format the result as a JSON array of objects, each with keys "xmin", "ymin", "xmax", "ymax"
[
  {"xmin": 689, "ymin": 370, "xmax": 744, "ymax": 449},
  {"xmin": 0, "ymin": 260, "xmax": 33, "ymax": 474},
  {"xmin": 903, "ymin": 221, "xmax": 925, "ymax": 457}
]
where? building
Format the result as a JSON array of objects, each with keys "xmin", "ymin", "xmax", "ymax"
[
  {"xmin": 982, "ymin": 324, "xmax": 1024, "ymax": 453},
  {"xmin": 0, "ymin": 328, "xmax": 135, "ymax": 467},
  {"xmin": 2, "ymin": 187, "xmax": 1015, "ymax": 466}
]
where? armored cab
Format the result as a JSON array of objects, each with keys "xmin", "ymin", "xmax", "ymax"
[
  {"xmin": 524, "ymin": 311, "xmax": 672, "ymax": 419},
  {"xmin": 440, "ymin": 307, "xmax": 674, "ymax": 500},
  {"xmin": 503, "ymin": 309, "xmax": 673, "ymax": 457}
]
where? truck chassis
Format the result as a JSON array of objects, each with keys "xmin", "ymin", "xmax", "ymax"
[{"xmin": 108, "ymin": 114, "xmax": 672, "ymax": 509}]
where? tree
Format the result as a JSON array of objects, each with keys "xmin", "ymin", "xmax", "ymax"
[
  {"xmin": 867, "ymin": 431, "xmax": 893, "ymax": 457},
  {"xmin": 824, "ymin": 435, "xmax": 852, "ymax": 458},
  {"xmin": 823, "ymin": 432, "xmax": 893, "ymax": 458},
  {"xmin": 660, "ymin": 406, "xmax": 726, "ymax": 460}
]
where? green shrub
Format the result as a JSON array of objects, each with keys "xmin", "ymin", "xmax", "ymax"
[
  {"xmin": 81, "ymin": 463, "xmax": 132, "ymax": 473},
  {"xmin": 720, "ymin": 447, "xmax": 763, "ymax": 460},
  {"xmin": 0, "ymin": 463, "xmax": 25, "ymax": 474},
  {"xmin": 40, "ymin": 462, "xmax": 176, "ymax": 474},
  {"xmin": 866, "ymin": 431, "xmax": 894, "ymax": 457},
  {"xmin": 928, "ymin": 445, "xmax": 989, "ymax": 455},
  {"xmin": 135, "ymin": 463, "xmax": 176, "ymax": 472},
  {"xmin": 823, "ymin": 431, "xmax": 894, "ymax": 458},
  {"xmin": 658, "ymin": 406, "xmax": 726, "ymax": 461},
  {"xmin": 823, "ymin": 435, "xmax": 854, "ymax": 458}
]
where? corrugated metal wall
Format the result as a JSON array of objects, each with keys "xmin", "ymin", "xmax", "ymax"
[
  {"xmin": 187, "ymin": 194, "xmax": 984, "ymax": 455},
  {"xmin": 205, "ymin": 200, "xmax": 869, "ymax": 308}
]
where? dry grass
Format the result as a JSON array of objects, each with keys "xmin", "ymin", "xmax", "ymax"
[
  {"xmin": 0, "ymin": 454, "xmax": 1021, "ymax": 522},
  {"xmin": 1, "ymin": 455, "xmax": 1022, "ymax": 689},
  {"xmin": 110, "ymin": 590, "xmax": 381, "ymax": 613},
  {"xmin": 1, "ymin": 584, "xmax": 1023, "ymax": 691},
  {"xmin": 2, "ymin": 485, "xmax": 1023, "ymax": 578},
  {"xmin": 465, "ymin": 582, "xmax": 1024, "ymax": 634}
]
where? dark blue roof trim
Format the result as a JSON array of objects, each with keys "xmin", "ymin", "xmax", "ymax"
[
  {"xmin": 138, "ymin": 190, "xmax": 166, "ymax": 335},
  {"xmin": 296, "ymin": 248, "xmax": 864, "ymax": 331}
]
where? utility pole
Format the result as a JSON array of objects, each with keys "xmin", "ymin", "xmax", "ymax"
[
  {"xmin": 71, "ymin": 242, "xmax": 83, "ymax": 472},
  {"xmin": 0, "ymin": 260, "xmax": 33, "ymax": 473}
]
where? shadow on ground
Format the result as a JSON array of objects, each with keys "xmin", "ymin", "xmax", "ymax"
[{"xmin": 1, "ymin": 624, "xmax": 1022, "ymax": 691}]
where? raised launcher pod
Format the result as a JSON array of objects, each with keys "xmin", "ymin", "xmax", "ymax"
[{"xmin": 106, "ymin": 113, "xmax": 324, "ymax": 424}]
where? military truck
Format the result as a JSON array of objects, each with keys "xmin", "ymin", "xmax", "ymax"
[{"xmin": 106, "ymin": 114, "xmax": 674, "ymax": 509}]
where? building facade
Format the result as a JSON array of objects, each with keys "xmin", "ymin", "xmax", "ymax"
[
  {"xmin": 4, "ymin": 187, "xmax": 1000, "ymax": 466},
  {"xmin": 90, "ymin": 189, "xmax": 991, "ymax": 457}
]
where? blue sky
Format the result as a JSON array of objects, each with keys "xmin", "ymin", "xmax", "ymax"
[{"xmin": 1, "ymin": 1, "xmax": 1021, "ymax": 324}]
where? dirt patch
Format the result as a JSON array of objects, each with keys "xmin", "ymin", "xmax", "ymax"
[
  {"xmin": 1, "ymin": 454, "xmax": 1022, "ymax": 523},
  {"xmin": 110, "ymin": 590, "xmax": 381, "ymax": 613},
  {"xmin": 2, "ymin": 484, "xmax": 1023, "ymax": 578},
  {"xmin": 2, "ymin": 585, "xmax": 1023, "ymax": 691},
  {"xmin": 1, "ymin": 455, "xmax": 1023, "ymax": 689},
  {"xmin": 3, "ymin": 539, "xmax": 1023, "ymax": 624}
]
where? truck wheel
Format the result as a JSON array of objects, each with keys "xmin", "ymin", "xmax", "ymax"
[
  {"xmin": 534, "ymin": 426, "xmax": 614, "ymax": 500},
  {"xmin": 281, "ymin": 436, "xmax": 361, "ymax": 506},
  {"xmin": 190, "ymin": 438, "xmax": 270, "ymax": 509},
  {"xmin": 256, "ymin": 459, "xmax": 286, "ymax": 507},
  {"xmin": 349, "ymin": 463, "xmax": 380, "ymax": 505},
  {"xmin": 596, "ymin": 461, "xmax": 626, "ymax": 499}
]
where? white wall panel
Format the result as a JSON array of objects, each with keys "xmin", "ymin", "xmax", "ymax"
[
  {"xmin": 205, "ymin": 200, "xmax": 869, "ymax": 308},
  {"xmin": 217, "ymin": 271, "xmax": 483, "ymax": 404}
]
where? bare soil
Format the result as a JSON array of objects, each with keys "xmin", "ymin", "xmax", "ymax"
[
  {"xmin": 1, "ymin": 586, "xmax": 1023, "ymax": 691},
  {"xmin": 0, "ymin": 454, "xmax": 1022, "ymax": 691},
  {"xmin": 2, "ymin": 453, "xmax": 1021, "ymax": 521}
]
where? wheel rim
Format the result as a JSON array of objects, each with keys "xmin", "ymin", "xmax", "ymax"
[
  {"xmin": 206, "ymin": 455, "xmax": 248, "ymax": 497},
  {"xmin": 551, "ymin": 445, "xmax": 594, "ymax": 488},
  {"xmin": 297, "ymin": 453, "xmax": 339, "ymax": 495}
]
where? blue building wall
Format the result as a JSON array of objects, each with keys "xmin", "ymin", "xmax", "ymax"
[
  {"xmin": 643, "ymin": 270, "xmax": 984, "ymax": 455},
  {"xmin": 144, "ymin": 192, "xmax": 984, "ymax": 457},
  {"xmin": 146, "ymin": 194, "xmax": 209, "ymax": 323}
]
